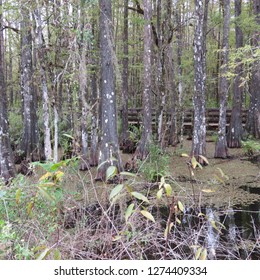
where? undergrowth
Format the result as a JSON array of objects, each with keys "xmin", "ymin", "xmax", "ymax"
[{"xmin": 0, "ymin": 155, "xmax": 259, "ymax": 260}]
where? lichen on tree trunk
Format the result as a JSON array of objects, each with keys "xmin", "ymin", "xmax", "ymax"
[
  {"xmin": 134, "ymin": 0, "xmax": 153, "ymax": 160},
  {"xmin": 96, "ymin": 0, "xmax": 122, "ymax": 181}
]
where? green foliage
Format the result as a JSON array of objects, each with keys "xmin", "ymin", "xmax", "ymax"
[
  {"xmin": 139, "ymin": 144, "xmax": 169, "ymax": 182},
  {"xmin": 128, "ymin": 125, "xmax": 142, "ymax": 144},
  {"xmin": 241, "ymin": 139, "xmax": 260, "ymax": 156}
]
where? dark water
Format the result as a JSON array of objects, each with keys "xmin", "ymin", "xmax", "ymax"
[
  {"xmin": 157, "ymin": 185, "xmax": 260, "ymax": 259},
  {"xmin": 200, "ymin": 185, "xmax": 260, "ymax": 259}
]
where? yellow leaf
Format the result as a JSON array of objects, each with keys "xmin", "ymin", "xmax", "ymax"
[
  {"xmin": 181, "ymin": 153, "xmax": 189, "ymax": 157},
  {"xmin": 164, "ymin": 222, "xmax": 174, "ymax": 238},
  {"xmin": 176, "ymin": 217, "xmax": 181, "ymax": 224},
  {"xmin": 210, "ymin": 220, "xmax": 222, "ymax": 234},
  {"xmin": 199, "ymin": 248, "xmax": 207, "ymax": 260},
  {"xmin": 112, "ymin": 235, "xmax": 122, "ymax": 242},
  {"xmin": 156, "ymin": 188, "xmax": 163, "ymax": 200},
  {"xmin": 164, "ymin": 184, "xmax": 172, "ymax": 197},
  {"xmin": 36, "ymin": 248, "xmax": 51, "ymax": 260},
  {"xmin": 177, "ymin": 201, "xmax": 185, "ymax": 212},
  {"xmin": 195, "ymin": 247, "xmax": 202, "ymax": 260},
  {"xmin": 191, "ymin": 156, "xmax": 197, "ymax": 169},
  {"xmin": 140, "ymin": 210, "xmax": 155, "ymax": 223},
  {"xmin": 54, "ymin": 171, "xmax": 64, "ymax": 183},
  {"xmin": 39, "ymin": 172, "xmax": 52, "ymax": 182},
  {"xmin": 198, "ymin": 155, "xmax": 209, "ymax": 165},
  {"xmin": 27, "ymin": 201, "xmax": 34, "ymax": 216},
  {"xmin": 16, "ymin": 188, "xmax": 21, "ymax": 205},
  {"xmin": 201, "ymin": 189, "xmax": 215, "ymax": 193}
]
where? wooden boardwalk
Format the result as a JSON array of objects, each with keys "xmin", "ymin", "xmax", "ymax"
[{"xmin": 123, "ymin": 108, "xmax": 248, "ymax": 131}]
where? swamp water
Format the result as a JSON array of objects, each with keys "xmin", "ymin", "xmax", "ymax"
[{"xmin": 177, "ymin": 185, "xmax": 260, "ymax": 259}]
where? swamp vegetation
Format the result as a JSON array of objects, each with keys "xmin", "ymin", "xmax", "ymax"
[{"xmin": 0, "ymin": 0, "xmax": 260, "ymax": 260}]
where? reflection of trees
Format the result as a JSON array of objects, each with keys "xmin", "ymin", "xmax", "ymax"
[{"xmin": 206, "ymin": 207, "xmax": 219, "ymax": 260}]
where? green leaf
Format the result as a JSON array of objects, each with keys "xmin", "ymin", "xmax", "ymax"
[
  {"xmin": 0, "ymin": 190, "xmax": 6, "ymax": 199},
  {"xmin": 140, "ymin": 210, "xmax": 155, "ymax": 223},
  {"xmin": 38, "ymin": 186, "xmax": 56, "ymax": 203},
  {"xmin": 50, "ymin": 161, "xmax": 66, "ymax": 172},
  {"xmin": 156, "ymin": 188, "xmax": 163, "ymax": 200},
  {"xmin": 53, "ymin": 249, "xmax": 61, "ymax": 260},
  {"xmin": 109, "ymin": 184, "xmax": 124, "ymax": 200},
  {"xmin": 164, "ymin": 183, "xmax": 172, "ymax": 197},
  {"xmin": 106, "ymin": 166, "xmax": 118, "ymax": 181},
  {"xmin": 131, "ymin": 191, "xmax": 149, "ymax": 203},
  {"xmin": 177, "ymin": 201, "xmax": 185, "ymax": 212},
  {"xmin": 119, "ymin": 171, "xmax": 137, "ymax": 177},
  {"xmin": 36, "ymin": 248, "xmax": 51, "ymax": 260},
  {"xmin": 125, "ymin": 203, "xmax": 135, "ymax": 222},
  {"xmin": 62, "ymin": 133, "xmax": 74, "ymax": 139},
  {"xmin": 15, "ymin": 188, "xmax": 21, "ymax": 205}
]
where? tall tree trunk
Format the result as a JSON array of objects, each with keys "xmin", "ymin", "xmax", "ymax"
[
  {"xmin": 191, "ymin": 0, "xmax": 207, "ymax": 163},
  {"xmin": 20, "ymin": 5, "xmax": 40, "ymax": 162},
  {"xmin": 121, "ymin": 0, "xmax": 129, "ymax": 143},
  {"xmin": 78, "ymin": 4, "xmax": 90, "ymax": 170},
  {"xmin": 227, "ymin": 0, "xmax": 244, "ymax": 148},
  {"xmin": 89, "ymin": 16, "xmax": 99, "ymax": 167},
  {"xmin": 135, "ymin": 0, "xmax": 153, "ymax": 160},
  {"xmin": 96, "ymin": 0, "xmax": 122, "ymax": 180},
  {"xmin": 34, "ymin": 4, "xmax": 52, "ymax": 161},
  {"xmin": 215, "ymin": 0, "xmax": 230, "ymax": 158},
  {"xmin": 175, "ymin": 0, "xmax": 184, "ymax": 148},
  {"xmin": 0, "ymin": 0, "xmax": 16, "ymax": 183},
  {"xmin": 246, "ymin": 0, "xmax": 260, "ymax": 139}
]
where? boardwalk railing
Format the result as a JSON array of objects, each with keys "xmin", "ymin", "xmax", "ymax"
[{"xmin": 123, "ymin": 108, "xmax": 248, "ymax": 131}]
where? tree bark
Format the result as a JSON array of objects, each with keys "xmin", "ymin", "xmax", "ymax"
[
  {"xmin": 0, "ymin": 0, "xmax": 16, "ymax": 183},
  {"xmin": 227, "ymin": 0, "xmax": 244, "ymax": 148},
  {"xmin": 191, "ymin": 0, "xmax": 207, "ymax": 163},
  {"xmin": 214, "ymin": 0, "xmax": 230, "ymax": 158},
  {"xmin": 121, "ymin": 0, "xmax": 129, "ymax": 143},
  {"xmin": 246, "ymin": 0, "xmax": 260, "ymax": 139},
  {"xmin": 20, "ymin": 5, "xmax": 40, "ymax": 162},
  {"xmin": 96, "ymin": 0, "xmax": 122, "ymax": 180},
  {"xmin": 134, "ymin": 0, "xmax": 153, "ymax": 160},
  {"xmin": 34, "ymin": 5, "xmax": 52, "ymax": 161}
]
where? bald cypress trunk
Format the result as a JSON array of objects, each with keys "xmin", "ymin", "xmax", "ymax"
[
  {"xmin": 191, "ymin": 0, "xmax": 207, "ymax": 163},
  {"xmin": 121, "ymin": 0, "xmax": 129, "ymax": 143},
  {"xmin": 34, "ymin": 6, "xmax": 52, "ymax": 161},
  {"xmin": 227, "ymin": 0, "xmax": 244, "ymax": 148},
  {"xmin": 0, "ymin": 0, "xmax": 16, "ymax": 182},
  {"xmin": 214, "ymin": 0, "xmax": 230, "ymax": 158},
  {"xmin": 96, "ymin": 0, "xmax": 122, "ymax": 181},
  {"xmin": 20, "ymin": 6, "xmax": 40, "ymax": 161},
  {"xmin": 135, "ymin": 0, "xmax": 153, "ymax": 160},
  {"xmin": 246, "ymin": 0, "xmax": 260, "ymax": 139}
]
